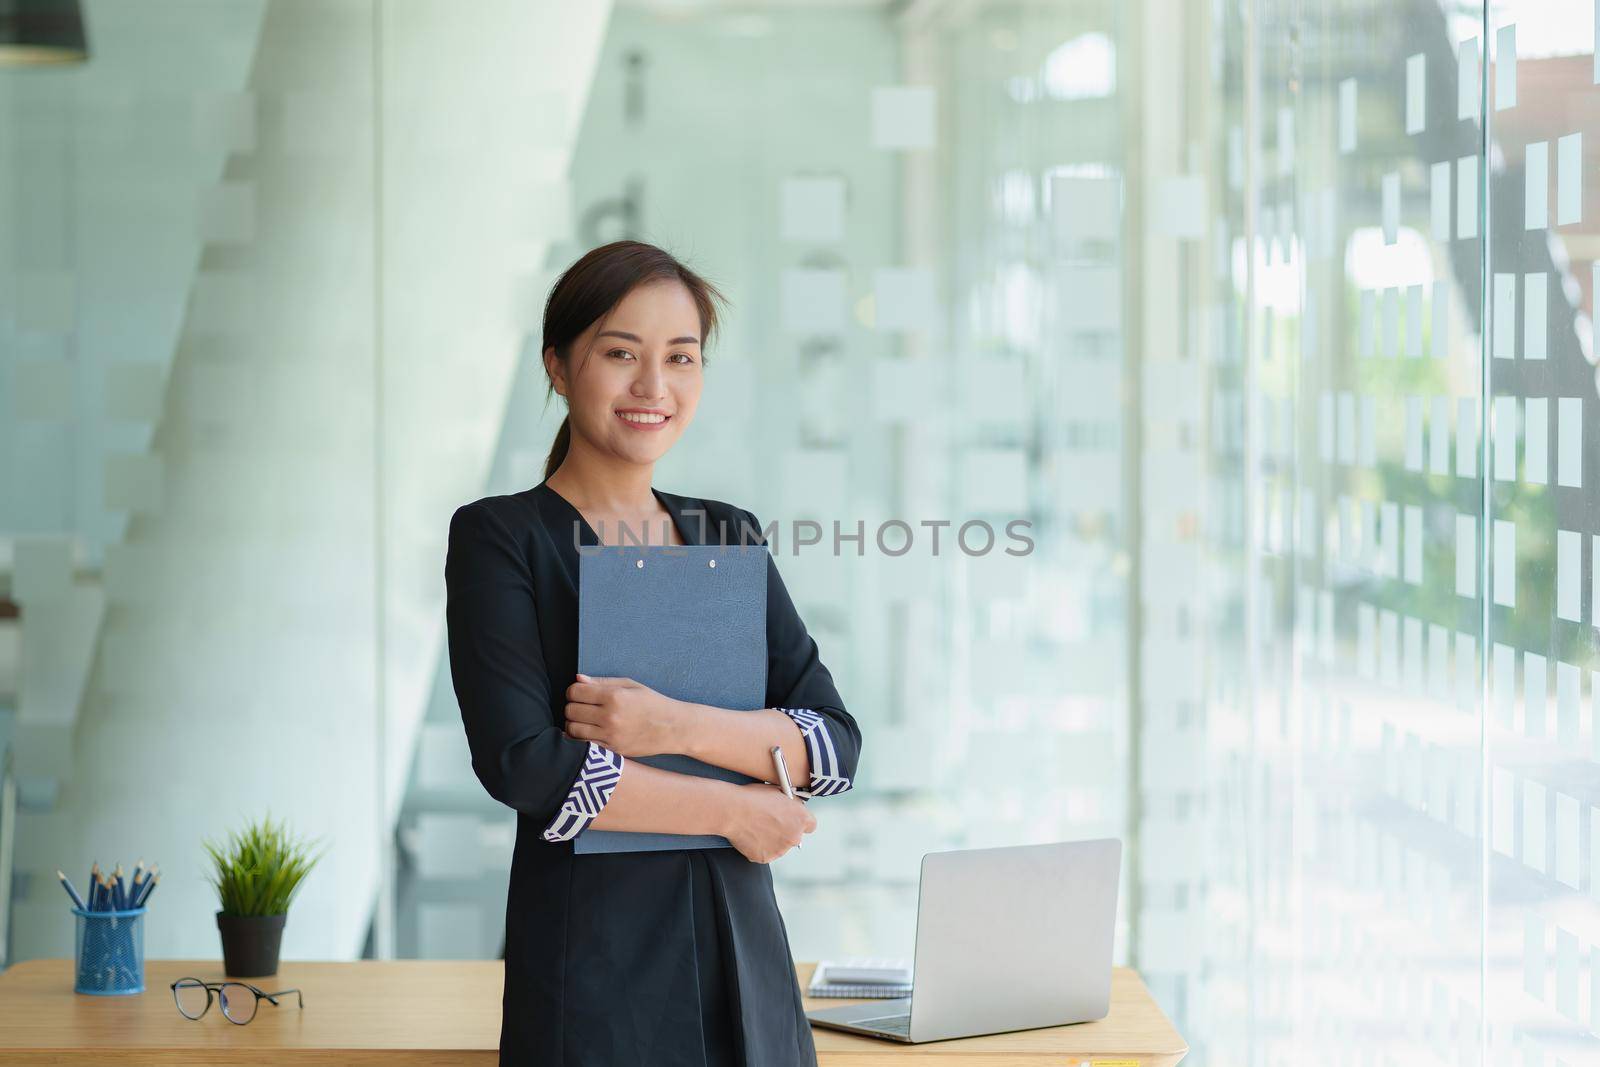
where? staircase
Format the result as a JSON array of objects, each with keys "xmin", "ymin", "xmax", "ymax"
[{"xmin": 1, "ymin": 0, "xmax": 612, "ymax": 967}]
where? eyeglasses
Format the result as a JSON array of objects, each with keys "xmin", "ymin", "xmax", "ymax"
[{"xmin": 170, "ymin": 977, "xmax": 304, "ymax": 1025}]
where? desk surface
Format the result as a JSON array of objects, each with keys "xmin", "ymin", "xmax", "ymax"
[{"xmin": 0, "ymin": 958, "xmax": 1187, "ymax": 1066}]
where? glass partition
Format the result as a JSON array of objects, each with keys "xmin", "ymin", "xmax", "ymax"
[
  {"xmin": 1483, "ymin": 4, "xmax": 1600, "ymax": 1063},
  {"xmin": 2, "ymin": 0, "xmax": 386, "ymax": 962}
]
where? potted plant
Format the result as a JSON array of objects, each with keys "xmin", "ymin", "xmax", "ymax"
[{"xmin": 204, "ymin": 814, "xmax": 322, "ymax": 978}]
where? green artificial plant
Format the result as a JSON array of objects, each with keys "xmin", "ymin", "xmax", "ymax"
[{"xmin": 203, "ymin": 813, "xmax": 323, "ymax": 917}]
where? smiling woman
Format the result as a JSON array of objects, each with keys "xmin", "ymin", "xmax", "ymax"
[
  {"xmin": 445, "ymin": 240, "xmax": 863, "ymax": 1067},
  {"xmin": 539, "ymin": 241, "xmax": 721, "ymax": 481}
]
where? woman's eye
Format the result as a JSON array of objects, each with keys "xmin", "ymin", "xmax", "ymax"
[{"xmin": 609, "ymin": 347, "xmax": 693, "ymax": 363}]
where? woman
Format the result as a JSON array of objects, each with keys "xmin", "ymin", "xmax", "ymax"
[{"xmin": 444, "ymin": 240, "xmax": 862, "ymax": 1066}]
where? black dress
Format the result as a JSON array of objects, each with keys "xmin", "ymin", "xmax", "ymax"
[{"xmin": 444, "ymin": 480, "xmax": 863, "ymax": 1066}]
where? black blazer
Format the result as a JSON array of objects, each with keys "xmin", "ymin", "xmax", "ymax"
[{"xmin": 444, "ymin": 480, "xmax": 863, "ymax": 1064}]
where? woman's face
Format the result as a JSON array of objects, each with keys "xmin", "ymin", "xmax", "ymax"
[{"xmin": 547, "ymin": 279, "xmax": 704, "ymax": 469}]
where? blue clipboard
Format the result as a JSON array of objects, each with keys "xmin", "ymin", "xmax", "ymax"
[{"xmin": 573, "ymin": 543, "xmax": 768, "ymax": 854}]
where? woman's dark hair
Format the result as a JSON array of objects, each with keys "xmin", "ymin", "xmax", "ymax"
[{"xmin": 541, "ymin": 240, "xmax": 727, "ymax": 480}]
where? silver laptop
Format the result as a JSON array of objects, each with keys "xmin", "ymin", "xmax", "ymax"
[{"xmin": 805, "ymin": 838, "xmax": 1121, "ymax": 1044}]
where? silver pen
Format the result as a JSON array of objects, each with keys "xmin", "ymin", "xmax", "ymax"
[{"xmin": 770, "ymin": 745, "xmax": 801, "ymax": 850}]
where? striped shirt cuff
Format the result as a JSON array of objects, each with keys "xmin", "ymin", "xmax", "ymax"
[
  {"xmin": 541, "ymin": 742, "xmax": 625, "ymax": 843},
  {"xmin": 777, "ymin": 708, "xmax": 853, "ymax": 798}
]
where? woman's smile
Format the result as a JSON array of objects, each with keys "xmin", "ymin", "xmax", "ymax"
[{"xmin": 615, "ymin": 407, "xmax": 673, "ymax": 431}]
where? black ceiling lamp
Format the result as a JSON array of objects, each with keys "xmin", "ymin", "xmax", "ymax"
[{"xmin": 0, "ymin": 0, "xmax": 89, "ymax": 66}]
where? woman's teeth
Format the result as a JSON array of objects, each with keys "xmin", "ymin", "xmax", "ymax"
[{"xmin": 618, "ymin": 412, "xmax": 667, "ymax": 424}]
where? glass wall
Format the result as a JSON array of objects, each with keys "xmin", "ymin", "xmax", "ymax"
[
  {"xmin": 1481, "ymin": 4, "xmax": 1600, "ymax": 1063},
  {"xmin": 3, "ymin": 0, "xmax": 388, "ymax": 963},
  {"xmin": 1179, "ymin": 0, "xmax": 1600, "ymax": 1063},
  {"xmin": 1235, "ymin": 1, "xmax": 1491, "ymax": 1062}
]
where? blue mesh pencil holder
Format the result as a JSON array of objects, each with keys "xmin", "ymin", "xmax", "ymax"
[{"xmin": 72, "ymin": 906, "xmax": 146, "ymax": 995}]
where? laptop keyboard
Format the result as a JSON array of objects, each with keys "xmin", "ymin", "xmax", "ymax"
[{"xmin": 860, "ymin": 1014, "xmax": 911, "ymax": 1036}]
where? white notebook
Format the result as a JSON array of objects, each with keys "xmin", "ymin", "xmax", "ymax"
[{"xmin": 807, "ymin": 957, "xmax": 913, "ymax": 999}]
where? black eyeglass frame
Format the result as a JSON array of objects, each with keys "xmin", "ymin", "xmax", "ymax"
[{"xmin": 169, "ymin": 977, "xmax": 304, "ymax": 1024}]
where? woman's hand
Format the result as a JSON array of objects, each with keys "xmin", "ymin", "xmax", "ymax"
[
  {"xmin": 721, "ymin": 782, "xmax": 816, "ymax": 864},
  {"xmin": 562, "ymin": 674, "xmax": 686, "ymax": 757}
]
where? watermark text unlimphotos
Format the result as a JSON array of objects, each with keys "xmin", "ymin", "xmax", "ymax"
[{"xmin": 572, "ymin": 510, "xmax": 1034, "ymax": 557}]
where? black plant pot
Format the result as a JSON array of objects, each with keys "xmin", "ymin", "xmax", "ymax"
[{"xmin": 216, "ymin": 912, "xmax": 287, "ymax": 978}]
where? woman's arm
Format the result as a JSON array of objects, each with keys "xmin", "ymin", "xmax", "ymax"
[
  {"xmin": 561, "ymin": 685, "xmax": 850, "ymax": 799},
  {"xmin": 745, "ymin": 508, "xmax": 862, "ymax": 797},
  {"xmin": 587, "ymin": 757, "xmax": 817, "ymax": 863},
  {"xmin": 584, "ymin": 758, "xmax": 739, "ymax": 835},
  {"xmin": 674, "ymin": 705, "xmax": 814, "ymax": 786},
  {"xmin": 540, "ymin": 716, "xmax": 817, "ymax": 858},
  {"xmin": 446, "ymin": 501, "xmax": 594, "ymax": 824}
]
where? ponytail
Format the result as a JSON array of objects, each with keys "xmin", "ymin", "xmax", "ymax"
[{"xmin": 543, "ymin": 414, "xmax": 571, "ymax": 481}]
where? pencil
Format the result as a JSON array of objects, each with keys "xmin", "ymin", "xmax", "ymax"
[{"xmin": 56, "ymin": 870, "xmax": 86, "ymax": 910}]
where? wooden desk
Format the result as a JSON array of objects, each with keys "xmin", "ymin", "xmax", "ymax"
[
  {"xmin": 0, "ymin": 958, "xmax": 1187, "ymax": 1065},
  {"xmin": 800, "ymin": 963, "xmax": 1187, "ymax": 1066}
]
